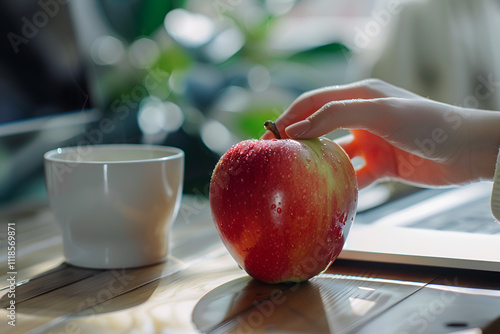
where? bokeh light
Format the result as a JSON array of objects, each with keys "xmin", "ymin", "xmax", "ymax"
[
  {"xmin": 204, "ymin": 28, "xmax": 245, "ymax": 64},
  {"xmin": 201, "ymin": 120, "xmax": 234, "ymax": 156},
  {"xmin": 137, "ymin": 97, "xmax": 184, "ymax": 137},
  {"xmin": 265, "ymin": 0, "xmax": 296, "ymax": 16},
  {"xmin": 248, "ymin": 65, "xmax": 271, "ymax": 92},
  {"xmin": 164, "ymin": 9, "xmax": 215, "ymax": 48},
  {"xmin": 138, "ymin": 97, "xmax": 166, "ymax": 136},
  {"xmin": 161, "ymin": 101, "xmax": 184, "ymax": 132},
  {"xmin": 129, "ymin": 38, "xmax": 160, "ymax": 69},
  {"xmin": 90, "ymin": 35, "xmax": 125, "ymax": 65}
]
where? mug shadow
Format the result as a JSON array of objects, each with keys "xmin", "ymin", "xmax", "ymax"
[
  {"xmin": 0, "ymin": 260, "xmax": 166, "ymax": 317},
  {"xmin": 192, "ymin": 276, "xmax": 331, "ymax": 334}
]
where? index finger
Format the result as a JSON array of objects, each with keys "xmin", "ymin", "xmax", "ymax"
[{"xmin": 261, "ymin": 79, "xmax": 419, "ymax": 139}]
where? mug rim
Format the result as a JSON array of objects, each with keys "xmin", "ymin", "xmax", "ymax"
[{"xmin": 44, "ymin": 144, "xmax": 184, "ymax": 164}]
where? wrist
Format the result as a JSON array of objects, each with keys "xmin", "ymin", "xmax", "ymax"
[
  {"xmin": 491, "ymin": 149, "xmax": 500, "ymax": 222},
  {"xmin": 469, "ymin": 110, "xmax": 500, "ymax": 181}
]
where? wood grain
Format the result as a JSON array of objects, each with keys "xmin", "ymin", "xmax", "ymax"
[{"xmin": 2, "ymin": 196, "xmax": 500, "ymax": 333}]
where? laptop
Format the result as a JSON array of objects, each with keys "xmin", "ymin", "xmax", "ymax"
[
  {"xmin": 339, "ymin": 181, "xmax": 500, "ymax": 272},
  {"xmin": 0, "ymin": 110, "xmax": 102, "ymax": 207},
  {"xmin": 0, "ymin": 1, "xmax": 102, "ymax": 209}
]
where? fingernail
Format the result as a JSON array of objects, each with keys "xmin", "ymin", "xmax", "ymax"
[{"xmin": 285, "ymin": 120, "xmax": 311, "ymax": 138}]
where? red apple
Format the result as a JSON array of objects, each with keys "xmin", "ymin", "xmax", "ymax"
[{"xmin": 209, "ymin": 122, "xmax": 358, "ymax": 284}]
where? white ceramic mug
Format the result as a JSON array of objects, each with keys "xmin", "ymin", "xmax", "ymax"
[{"xmin": 44, "ymin": 144, "xmax": 184, "ymax": 269}]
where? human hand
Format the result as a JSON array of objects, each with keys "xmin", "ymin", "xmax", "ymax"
[{"xmin": 262, "ymin": 79, "xmax": 500, "ymax": 189}]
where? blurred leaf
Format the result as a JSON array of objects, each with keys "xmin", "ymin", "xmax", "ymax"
[
  {"xmin": 139, "ymin": 0, "xmax": 187, "ymax": 37},
  {"xmin": 98, "ymin": 0, "xmax": 187, "ymax": 42},
  {"xmin": 233, "ymin": 106, "xmax": 283, "ymax": 139},
  {"xmin": 223, "ymin": 12, "xmax": 276, "ymax": 64},
  {"xmin": 154, "ymin": 45, "xmax": 192, "ymax": 74},
  {"xmin": 287, "ymin": 43, "xmax": 350, "ymax": 63}
]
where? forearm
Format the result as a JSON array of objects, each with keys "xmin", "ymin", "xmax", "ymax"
[
  {"xmin": 468, "ymin": 109, "xmax": 500, "ymax": 181},
  {"xmin": 466, "ymin": 108, "xmax": 500, "ymax": 222}
]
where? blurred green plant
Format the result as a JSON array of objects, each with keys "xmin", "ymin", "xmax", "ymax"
[
  {"xmin": 87, "ymin": 0, "xmax": 353, "ymax": 191},
  {"xmin": 98, "ymin": 0, "xmax": 187, "ymax": 43},
  {"xmin": 234, "ymin": 105, "xmax": 282, "ymax": 139}
]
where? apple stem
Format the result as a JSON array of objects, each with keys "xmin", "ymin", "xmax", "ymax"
[{"xmin": 264, "ymin": 120, "xmax": 281, "ymax": 139}]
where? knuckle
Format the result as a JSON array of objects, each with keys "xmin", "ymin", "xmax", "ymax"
[
  {"xmin": 318, "ymin": 100, "xmax": 340, "ymax": 114},
  {"xmin": 364, "ymin": 78, "xmax": 385, "ymax": 85},
  {"xmin": 358, "ymin": 78, "xmax": 391, "ymax": 96},
  {"xmin": 309, "ymin": 100, "xmax": 346, "ymax": 124},
  {"xmin": 373, "ymin": 97, "xmax": 404, "ymax": 109},
  {"xmin": 359, "ymin": 78, "xmax": 387, "ymax": 88},
  {"xmin": 296, "ymin": 89, "xmax": 320, "ymax": 103}
]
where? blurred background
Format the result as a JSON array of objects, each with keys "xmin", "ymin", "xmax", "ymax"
[{"xmin": 1, "ymin": 0, "xmax": 500, "ymax": 209}]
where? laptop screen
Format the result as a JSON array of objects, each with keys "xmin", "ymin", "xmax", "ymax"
[{"xmin": 0, "ymin": 2, "xmax": 95, "ymax": 207}]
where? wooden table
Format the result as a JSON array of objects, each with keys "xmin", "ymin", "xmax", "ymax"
[{"xmin": 1, "ymin": 195, "xmax": 500, "ymax": 334}]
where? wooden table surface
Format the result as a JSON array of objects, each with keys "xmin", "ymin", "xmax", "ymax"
[{"xmin": 1, "ymin": 195, "xmax": 500, "ymax": 334}]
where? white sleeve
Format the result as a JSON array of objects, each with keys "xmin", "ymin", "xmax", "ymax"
[{"xmin": 491, "ymin": 149, "xmax": 500, "ymax": 222}]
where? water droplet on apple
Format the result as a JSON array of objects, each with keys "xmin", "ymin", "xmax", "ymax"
[
  {"xmin": 277, "ymin": 208, "xmax": 282, "ymax": 214},
  {"xmin": 271, "ymin": 204, "xmax": 276, "ymax": 210}
]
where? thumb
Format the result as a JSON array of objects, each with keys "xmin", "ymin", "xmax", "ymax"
[{"xmin": 336, "ymin": 130, "xmax": 398, "ymax": 189}]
